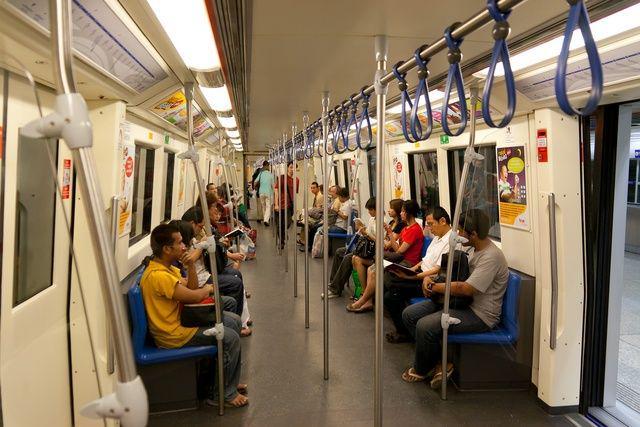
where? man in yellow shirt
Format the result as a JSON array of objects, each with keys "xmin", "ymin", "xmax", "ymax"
[{"xmin": 141, "ymin": 223, "xmax": 248, "ymax": 407}]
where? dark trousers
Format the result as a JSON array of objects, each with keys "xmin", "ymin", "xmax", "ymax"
[
  {"xmin": 328, "ymin": 247, "xmax": 353, "ymax": 294},
  {"xmin": 383, "ymin": 271, "xmax": 424, "ymax": 337},
  {"xmin": 402, "ymin": 300, "xmax": 490, "ymax": 376},
  {"xmin": 307, "ymin": 222, "xmax": 321, "ymax": 250},
  {"xmin": 275, "ymin": 207, "xmax": 293, "ymax": 247},
  {"xmin": 218, "ymin": 273, "xmax": 244, "ymax": 316}
]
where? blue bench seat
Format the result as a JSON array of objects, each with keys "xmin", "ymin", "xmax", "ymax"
[
  {"xmin": 407, "ymin": 271, "xmax": 521, "ymax": 345},
  {"xmin": 128, "ymin": 269, "xmax": 217, "ymax": 366}
]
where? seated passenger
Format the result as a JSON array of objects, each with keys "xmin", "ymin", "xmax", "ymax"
[
  {"xmin": 347, "ymin": 200, "xmax": 424, "ymax": 313},
  {"xmin": 383, "ymin": 198, "xmax": 406, "ymax": 262},
  {"xmin": 329, "ymin": 187, "xmax": 353, "ymax": 234},
  {"xmin": 327, "ymin": 197, "xmax": 376, "ymax": 298},
  {"xmin": 305, "ymin": 185, "xmax": 340, "ymax": 252},
  {"xmin": 384, "ymin": 206, "xmax": 453, "ymax": 343},
  {"xmin": 401, "ymin": 209, "xmax": 509, "ymax": 390},
  {"xmin": 140, "ymin": 223, "xmax": 248, "ymax": 407}
]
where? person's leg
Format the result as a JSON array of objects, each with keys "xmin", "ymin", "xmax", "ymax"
[
  {"xmin": 384, "ymin": 274, "xmax": 424, "ymax": 338},
  {"xmin": 328, "ymin": 225, "xmax": 346, "ymax": 233},
  {"xmin": 413, "ymin": 311, "xmax": 443, "ymax": 376},
  {"xmin": 221, "ymin": 295, "xmax": 237, "ymax": 314},
  {"xmin": 217, "ymin": 274, "xmax": 244, "ymax": 316},
  {"xmin": 256, "ymin": 193, "xmax": 263, "ymax": 222},
  {"xmin": 328, "ymin": 247, "xmax": 346, "ymax": 294},
  {"xmin": 402, "ymin": 299, "xmax": 439, "ymax": 339},
  {"xmin": 223, "ymin": 266, "xmax": 243, "ymax": 280},
  {"xmin": 352, "ymin": 256, "xmax": 372, "ymax": 293},
  {"xmin": 349, "ymin": 266, "xmax": 375, "ymax": 309}
]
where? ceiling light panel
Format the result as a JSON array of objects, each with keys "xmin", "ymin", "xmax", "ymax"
[
  {"xmin": 218, "ymin": 116, "xmax": 237, "ymax": 129},
  {"xmin": 201, "ymin": 86, "xmax": 232, "ymax": 112}
]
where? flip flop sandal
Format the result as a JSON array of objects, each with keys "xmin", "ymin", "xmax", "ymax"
[
  {"xmin": 207, "ymin": 394, "xmax": 249, "ymax": 408},
  {"xmin": 402, "ymin": 367, "xmax": 426, "ymax": 383},
  {"xmin": 429, "ymin": 365, "xmax": 454, "ymax": 389},
  {"xmin": 237, "ymin": 384, "xmax": 248, "ymax": 395},
  {"xmin": 346, "ymin": 303, "xmax": 373, "ymax": 313}
]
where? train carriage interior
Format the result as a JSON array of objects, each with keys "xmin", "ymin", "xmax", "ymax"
[{"xmin": 1, "ymin": 0, "xmax": 640, "ymax": 426}]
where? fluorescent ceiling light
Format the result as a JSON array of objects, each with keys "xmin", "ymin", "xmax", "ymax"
[
  {"xmin": 226, "ymin": 130, "xmax": 240, "ymax": 138},
  {"xmin": 201, "ymin": 86, "xmax": 232, "ymax": 112},
  {"xmin": 349, "ymin": 118, "xmax": 378, "ymax": 130},
  {"xmin": 230, "ymin": 138, "xmax": 242, "ymax": 144},
  {"xmin": 386, "ymin": 91, "xmax": 445, "ymax": 114},
  {"xmin": 147, "ymin": 0, "xmax": 221, "ymax": 71},
  {"xmin": 475, "ymin": 4, "xmax": 640, "ymax": 77},
  {"xmin": 235, "ymin": 146, "xmax": 243, "ymax": 151},
  {"xmin": 218, "ymin": 115, "xmax": 237, "ymax": 129}
]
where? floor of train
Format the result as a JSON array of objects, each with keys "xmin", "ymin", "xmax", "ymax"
[{"xmin": 150, "ymin": 218, "xmax": 573, "ymax": 427}]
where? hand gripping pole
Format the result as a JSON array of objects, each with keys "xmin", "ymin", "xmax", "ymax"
[
  {"xmin": 21, "ymin": 1, "xmax": 147, "ymax": 425},
  {"xmin": 440, "ymin": 84, "xmax": 480, "ymax": 400},
  {"xmin": 183, "ymin": 82, "xmax": 226, "ymax": 414}
]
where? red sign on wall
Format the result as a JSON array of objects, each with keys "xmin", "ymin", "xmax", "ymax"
[
  {"xmin": 536, "ymin": 129, "xmax": 548, "ymax": 163},
  {"xmin": 62, "ymin": 159, "xmax": 71, "ymax": 199}
]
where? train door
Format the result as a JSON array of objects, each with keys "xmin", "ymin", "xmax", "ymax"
[
  {"xmin": 0, "ymin": 72, "xmax": 74, "ymax": 425},
  {"xmin": 582, "ymin": 102, "xmax": 640, "ymax": 426},
  {"xmin": 408, "ymin": 151, "xmax": 439, "ymax": 215}
]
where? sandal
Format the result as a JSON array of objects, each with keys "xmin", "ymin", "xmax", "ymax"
[
  {"xmin": 346, "ymin": 303, "xmax": 373, "ymax": 313},
  {"xmin": 237, "ymin": 384, "xmax": 248, "ymax": 395},
  {"xmin": 402, "ymin": 367, "xmax": 426, "ymax": 383},
  {"xmin": 385, "ymin": 331, "xmax": 411, "ymax": 344},
  {"xmin": 207, "ymin": 393, "xmax": 249, "ymax": 408},
  {"xmin": 240, "ymin": 327, "xmax": 252, "ymax": 337},
  {"xmin": 430, "ymin": 363, "xmax": 454, "ymax": 389}
]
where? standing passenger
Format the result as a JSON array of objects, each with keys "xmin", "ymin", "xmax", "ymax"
[
  {"xmin": 274, "ymin": 162, "xmax": 299, "ymax": 250},
  {"xmin": 254, "ymin": 161, "xmax": 274, "ymax": 226}
]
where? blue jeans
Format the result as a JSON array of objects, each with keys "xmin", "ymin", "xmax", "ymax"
[{"xmin": 402, "ymin": 300, "xmax": 489, "ymax": 376}]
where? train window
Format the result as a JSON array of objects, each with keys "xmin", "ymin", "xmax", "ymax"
[
  {"xmin": 447, "ymin": 145, "xmax": 500, "ymax": 240},
  {"xmin": 629, "ymin": 159, "xmax": 638, "ymax": 204},
  {"xmin": 162, "ymin": 151, "xmax": 175, "ymax": 221},
  {"xmin": 408, "ymin": 152, "xmax": 439, "ymax": 214},
  {"xmin": 14, "ymin": 136, "xmax": 58, "ymax": 306},
  {"xmin": 129, "ymin": 145, "xmax": 155, "ymax": 245},
  {"xmin": 366, "ymin": 147, "xmax": 376, "ymax": 197},
  {"xmin": 342, "ymin": 159, "xmax": 350, "ymax": 194}
]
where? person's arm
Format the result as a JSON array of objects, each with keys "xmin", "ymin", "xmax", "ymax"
[
  {"xmin": 172, "ymin": 283, "xmax": 213, "ymax": 304},
  {"xmin": 414, "ymin": 265, "xmax": 440, "ymax": 280},
  {"xmin": 180, "ymin": 250, "xmax": 202, "ymax": 290},
  {"xmin": 274, "ymin": 178, "xmax": 280, "ymax": 210},
  {"xmin": 425, "ymin": 280, "xmax": 475, "ymax": 297}
]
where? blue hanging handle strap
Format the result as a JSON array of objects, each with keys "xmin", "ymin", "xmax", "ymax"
[
  {"xmin": 392, "ymin": 61, "xmax": 417, "ymax": 143},
  {"xmin": 482, "ymin": 0, "xmax": 516, "ymax": 128},
  {"xmin": 325, "ymin": 112, "xmax": 336, "ymax": 155},
  {"xmin": 441, "ymin": 23, "xmax": 468, "ymax": 137},
  {"xmin": 334, "ymin": 107, "xmax": 348, "ymax": 154},
  {"xmin": 304, "ymin": 124, "xmax": 314, "ymax": 159},
  {"xmin": 345, "ymin": 94, "xmax": 359, "ymax": 151},
  {"xmin": 555, "ymin": 0, "xmax": 603, "ymax": 116},
  {"xmin": 357, "ymin": 86, "xmax": 373, "ymax": 149},
  {"xmin": 410, "ymin": 45, "xmax": 434, "ymax": 141}
]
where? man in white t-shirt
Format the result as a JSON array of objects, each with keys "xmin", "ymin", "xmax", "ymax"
[
  {"xmin": 330, "ymin": 187, "xmax": 352, "ymax": 232},
  {"xmin": 383, "ymin": 206, "xmax": 453, "ymax": 343}
]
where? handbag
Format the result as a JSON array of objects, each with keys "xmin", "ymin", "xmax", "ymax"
[
  {"xmin": 181, "ymin": 297, "xmax": 216, "ymax": 327},
  {"xmin": 353, "ymin": 236, "xmax": 375, "ymax": 259},
  {"xmin": 432, "ymin": 250, "xmax": 472, "ymax": 309}
]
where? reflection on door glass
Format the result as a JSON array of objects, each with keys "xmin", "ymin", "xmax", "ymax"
[
  {"xmin": 129, "ymin": 145, "xmax": 155, "ymax": 245},
  {"xmin": 14, "ymin": 137, "xmax": 58, "ymax": 306},
  {"xmin": 411, "ymin": 152, "xmax": 439, "ymax": 215}
]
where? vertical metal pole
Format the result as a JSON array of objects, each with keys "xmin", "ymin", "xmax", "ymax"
[
  {"xmin": 275, "ymin": 141, "xmax": 282, "ymax": 253},
  {"xmin": 303, "ymin": 112, "xmax": 310, "ymax": 328},
  {"xmin": 271, "ymin": 147, "xmax": 277, "ymax": 243},
  {"xmin": 185, "ymin": 83, "xmax": 226, "ymax": 414},
  {"xmin": 292, "ymin": 122, "xmax": 298, "ymax": 297},
  {"xmin": 373, "ymin": 35, "xmax": 388, "ymax": 427},
  {"xmin": 440, "ymin": 84, "xmax": 480, "ymax": 400},
  {"xmin": 321, "ymin": 91, "xmax": 330, "ymax": 380},
  {"xmin": 49, "ymin": 0, "xmax": 139, "ymax": 384},
  {"xmin": 107, "ymin": 196, "xmax": 120, "ymax": 375},
  {"xmin": 219, "ymin": 141, "xmax": 233, "ymax": 232},
  {"xmin": 231, "ymin": 150, "xmax": 240, "ymax": 227},
  {"xmin": 283, "ymin": 132, "xmax": 289, "ymax": 272},
  {"xmin": 548, "ymin": 193, "xmax": 558, "ymax": 350}
]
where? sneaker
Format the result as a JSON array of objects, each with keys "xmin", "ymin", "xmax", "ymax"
[
  {"xmin": 264, "ymin": 222, "xmax": 270, "ymax": 227},
  {"xmin": 327, "ymin": 290, "xmax": 341, "ymax": 299}
]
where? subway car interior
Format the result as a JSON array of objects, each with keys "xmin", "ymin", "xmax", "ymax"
[{"xmin": 1, "ymin": 0, "xmax": 640, "ymax": 426}]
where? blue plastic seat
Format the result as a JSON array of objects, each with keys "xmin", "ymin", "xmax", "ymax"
[
  {"xmin": 128, "ymin": 268, "xmax": 217, "ymax": 366},
  {"xmin": 328, "ymin": 209, "xmax": 357, "ymax": 240},
  {"xmin": 420, "ymin": 235, "xmax": 433, "ymax": 258},
  {"xmin": 407, "ymin": 271, "xmax": 521, "ymax": 345}
]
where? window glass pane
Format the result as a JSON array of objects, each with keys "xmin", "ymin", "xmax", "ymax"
[
  {"xmin": 343, "ymin": 159, "xmax": 350, "ymax": 194},
  {"xmin": 447, "ymin": 145, "xmax": 501, "ymax": 240},
  {"xmin": 367, "ymin": 147, "xmax": 376, "ymax": 198},
  {"xmin": 413, "ymin": 152, "xmax": 439, "ymax": 213},
  {"xmin": 164, "ymin": 152, "xmax": 175, "ymax": 221},
  {"xmin": 14, "ymin": 136, "xmax": 58, "ymax": 306},
  {"xmin": 129, "ymin": 145, "xmax": 155, "ymax": 245}
]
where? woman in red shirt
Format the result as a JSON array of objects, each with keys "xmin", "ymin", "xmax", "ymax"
[{"xmin": 347, "ymin": 200, "xmax": 424, "ymax": 312}]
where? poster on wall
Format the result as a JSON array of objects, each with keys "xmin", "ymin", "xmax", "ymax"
[
  {"xmin": 117, "ymin": 121, "xmax": 135, "ymax": 237},
  {"xmin": 177, "ymin": 159, "xmax": 187, "ymax": 205},
  {"xmin": 496, "ymin": 145, "xmax": 529, "ymax": 230},
  {"xmin": 391, "ymin": 149, "xmax": 404, "ymax": 198}
]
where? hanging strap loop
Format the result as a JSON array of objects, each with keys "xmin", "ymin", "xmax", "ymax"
[
  {"xmin": 392, "ymin": 61, "xmax": 417, "ymax": 143},
  {"xmin": 555, "ymin": 0, "xmax": 602, "ymax": 116},
  {"xmin": 410, "ymin": 45, "xmax": 434, "ymax": 141},
  {"xmin": 334, "ymin": 107, "xmax": 349, "ymax": 154},
  {"xmin": 357, "ymin": 86, "xmax": 373, "ymax": 149},
  {"xmin": 441, "ymin": 23, "xmax": 468, "ymax": 137},
  {"xmin": 482, "ymin": 0, "xmax": 516, "ymax": 128},
  {"xmin": 325, "ymin": 112, "xmax": 336, "ymax": 155},
  {"xmin": 346, "ymin": 95, "xmax": 359, "ymax": 151}
]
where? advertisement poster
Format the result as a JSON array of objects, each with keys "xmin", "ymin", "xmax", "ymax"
[
  {"xmin": 496, "ymin": 145, "xmax": 529, "ymax": 230},
  {"xmin": 177, "ymin": 159, "xmax": 187, "ymax": 206},
  {"xmin": 118, "ymin": 121, "xmax": 135, "ymax": 237},
  {"xmin": 62, "ymin": 159, "xmax": 71, "ymax": 199},
  {"xmin": 151, "ymin": 90, "xmax": 211, "ymax": 137},
  {"xmin": 391, "ymin": 149, "xmax": 404, "ymax": 198}
]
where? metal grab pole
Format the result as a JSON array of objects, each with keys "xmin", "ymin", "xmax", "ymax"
[
  {"xmin": 303, "ymin": 112, "xmax": 310, "ymax": 328},
  {"xmin": 271, "ymin": 148, "xmax": 277, "ymax": 243},
  {"xmin": 440, "ymin": 84, "xmax": 480, "ymax": 400},
  {"xmin": 219, "ymin": 139, "xmax": 234, "ymax": 232},
  {"xmin": 292, "ymin": 123, "xmax": 298, "ymax": 297},
  {"xmin": 283, "ymin": 132, "xmax": 289, "ymax": 273},
  {"xmin": 321, "ymin": 91, "xmax": 330, "ymax": 380},
  {"xmin": 548, "ymin": 193, "xmax": 558, "ymax": 350},
  {"xmin": 184, "ymin": 83, "xmax": 226, "ymax": 413},
  {"xmin": 230, "ymin": 150, "xmax": 240, "ymax": 227},
  {"xmin": 373, "ymin": 35, "xmax": 388, "ymax": 427},
  {"xmin": 107, "ymin": 196, "xmax": 120, "ymax": 376}
]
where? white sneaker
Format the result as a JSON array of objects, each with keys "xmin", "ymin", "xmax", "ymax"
[{"xmin": 327, "ymin": 290, "xmax": 341, "ymax": 299}]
